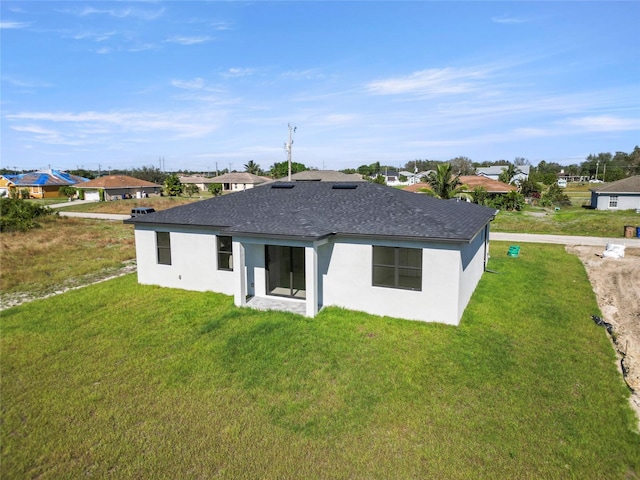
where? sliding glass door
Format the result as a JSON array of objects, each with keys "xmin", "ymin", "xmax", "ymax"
[{"xmin": 266, "ymin": 245, "xmax": 306, "ymax": 299}]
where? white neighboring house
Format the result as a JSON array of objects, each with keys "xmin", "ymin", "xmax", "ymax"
[
  {"xmin": 125, "ymin": 182, "xmax": 497, "ymax": 325},
  {"xmin": 178, "ymin": 175, "xmax": 219, "ymax": 191},
  {"xmin": 208, "ymin": 172, "xmax": 271, "ymax": 192},
  {"xmin": 382, "ymin": 170, "xmax": 427, "ymax": 186},
  {"xmin": 476, "ymin": 165, "xmax": 530, "ymax": 185},
  {"xmin": 589, "ymin": 175, "xmax": 640, "ymax": 210}
]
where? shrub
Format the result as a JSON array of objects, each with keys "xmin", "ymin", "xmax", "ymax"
[
  {"xmin": 208, "ymin": 183, "xmax": 223, "ymax": 196},
  {"xmin": 540, "ymin": 184, "xmax": 571, "ymax": 207},
  {"xmin": 0, "ymin": 197, "xmax": 57, "ymax": 232},
  {"xmin": 492, "ymin": 191, "xmax": 525, "ymax": 211}
]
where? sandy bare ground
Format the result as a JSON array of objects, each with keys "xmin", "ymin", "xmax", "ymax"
[{"xmin": 567, "ymin": 245, "xmax": 640, "ymax": 429}]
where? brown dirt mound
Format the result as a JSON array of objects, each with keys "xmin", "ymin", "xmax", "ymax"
[{"xmin": 567, "ymin": 245, "xmax": 640, "ymax": 429}]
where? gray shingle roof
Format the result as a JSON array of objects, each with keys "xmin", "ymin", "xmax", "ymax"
[
  {"xmin": 125, "ymin": 182, "xmax": 497, "ymax": 242},
  {"xmin": 289, "ymin": 170, "xmax": 366, "ymax": 182},
  {"xmin": 590, "ymin": 175, "xmax": 640, "ymax": 193}
]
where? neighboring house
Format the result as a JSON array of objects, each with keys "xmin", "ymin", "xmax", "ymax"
[
  {"xmin": 208, "ymin": 172, "xmax": 271, "ymax": 192},
  {"xmin": 381, "ymin": 170, "xmax": 401, "ymax": 186},
  {"xmin": 403, "ymin": 176, "xmax": 517, "ymax": 195},
  {"xmin": 77, "ymin": 175, "xmax": 162, "ymax": 201},
  {"xmin": 178, "ymin": 175, "xmax": 219, "ymax": 191},
  {"xmin": 125, "ymin": 182, "xmax": 497, "ymax": 325},
  {"xmin": 0, "ymin": 175, "xmax": 16, "ymax": 197},
  {"xmin": 557, "ymin": 171, "xmax": 589, "ymax": 183},
  {"xmin": 0, "ymin": 169, "xmax": 89, "ymax": 198},
  {"xmin": 383, "ymin": 170, "xmax": 428, "ymax": 187},
  {"xmin": 405, "ymin": 171, "xmax": 430, "ymax": 186},
  {"xmin": 289, "ymin": 170, "xmax": 365, "ymax": 182},
  {"xmin": 476, "ymin": 165, "xmax": 530, "ymax": 184},
  {"xmin": 589, "ymin": 175, "xmax": 640, "ymax": 211}
]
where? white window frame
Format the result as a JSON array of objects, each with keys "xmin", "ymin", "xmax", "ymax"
[{"xmin": 609, "ymin": 195, "xmax": 618, "ymax": 208}]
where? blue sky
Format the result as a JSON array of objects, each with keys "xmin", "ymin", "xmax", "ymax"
[{"xmin": 2, "ymin": 1, "xmax": 639, "ymax": 173}]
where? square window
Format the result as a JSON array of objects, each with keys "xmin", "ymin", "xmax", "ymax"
[{"xmin": 372, "ymin": 246, "xmax": 422, "ymax": 291}]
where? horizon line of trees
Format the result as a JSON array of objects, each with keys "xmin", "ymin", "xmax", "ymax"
[{"xmin": 2, "ymin": 146, "xmax": 638, "ymax": 185}]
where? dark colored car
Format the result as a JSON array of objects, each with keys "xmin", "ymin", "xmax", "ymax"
[{"xmin": 130, "ymin": 207, "xmax": 156, "ymax": 217}]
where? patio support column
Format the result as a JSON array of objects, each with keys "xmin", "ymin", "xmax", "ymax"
[
  {"xmin": 233, "ymin": 240, "xmax": 247, "ymax": 307},
  {"xmin": 305, "ymin": 243, "xmax": 318, "ymax": 317}
]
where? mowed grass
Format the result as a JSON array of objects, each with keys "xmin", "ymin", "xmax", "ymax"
[
  {"xmin": 2, "ymin": 243, "xmax": 638, "ymax": 478},
  {"xmin": 0, "ymin": 216, "xmax": 135, "ymax": 297}
]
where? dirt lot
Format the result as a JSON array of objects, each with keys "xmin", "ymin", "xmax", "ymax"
[{"xmin": 567, "ymin": 245, "xmax": 640, "ymax": 428}]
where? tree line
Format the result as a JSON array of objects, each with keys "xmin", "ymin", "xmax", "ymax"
[{"xmin": 3, "ymin": 146, "xmax": 637, "ymax": 185}]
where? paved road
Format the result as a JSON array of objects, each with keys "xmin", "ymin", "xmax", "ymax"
[{"xmin": 51, "ymin": 200, "xmax": 130, "ymax": 220}]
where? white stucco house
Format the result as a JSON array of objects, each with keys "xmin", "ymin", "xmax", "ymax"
[
  {"xmin": 589, "ymin": 175, "xmax": 640, "ymax": 210},
  {"xmin": 125, "ymin": 182, "xmax": 497, "ymax": 325}
]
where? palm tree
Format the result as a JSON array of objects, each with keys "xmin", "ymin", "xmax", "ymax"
[
  {"xmin": 498, "ymin": 164, "xmax": 523, "ymax": 185},
  {"xmin": 244, "ymin": 160, "xmax": 262, "ymax": 175},
  {"xmin": 426, "ymin": 163, "xmax": 471, "ymax": 200}
]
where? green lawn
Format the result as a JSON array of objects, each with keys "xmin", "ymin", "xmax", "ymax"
[
  {"xmin": 492, "ymin": 207, "xmax": 640, "ymax": 237},
  {"xmin": 2, "ymin": 242, "xmax": 638, "ymax": 478}
]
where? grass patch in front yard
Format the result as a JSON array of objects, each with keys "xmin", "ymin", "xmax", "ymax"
[{"xmin": 1, "ymin": 242, "xmax": 638, "ymax": 478}]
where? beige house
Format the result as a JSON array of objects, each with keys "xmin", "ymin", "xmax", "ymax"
[
  {"xmin": 77, "ymin": 175, "xmax": 162, "ymax": 201},
  {"xmin": 208, "ymin": 172, "xmax": 272, "ymax": 192}
]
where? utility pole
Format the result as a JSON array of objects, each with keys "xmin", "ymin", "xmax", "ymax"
[
  {"xmin": 98, "ymin": 164, "xmax": 101, "ymax": 177},
  {"xmin": 602, "ymin": 160, "xmax": 607, "ymax": 182},
  {"xmin": 595, "ymin": 160, "xmax": 599, "ymax": 181},
  {"xmin": 285, "ymin": 123, "xmax": 296, "ymax": 181}
]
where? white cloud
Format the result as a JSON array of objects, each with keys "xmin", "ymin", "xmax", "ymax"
[
  {"xmin": 222, "ymin": 68, "xmax": 255, "ymax": 78},
  {"xmin": 211, "ymin": 22, "xmax": 232, "ymax": 31},
  {"xmin": 566, "ymin": 115, "xmax": 639, "ymax": 132},
  {"xmin": 0, "ymin": 21, "xmax": 30, "ymax": 29},
  {"xmin": 171, "ymin": 78, "xmax": 206, "ymax": 90},
  {"xmin": 77, "ymin": 7, "xmax": 165, "ymax": 21},
  {"xmin": 6, "ymin": 109, "xmax": 222, "ymax": 140},
  {"xmin": 2, "ymin": 76, "xmax": 52, "ymax": 88},
  {"xmin": 165, "ymin": 35, "xmax": 212, "ymax": 45},
  {"xmin": 71, "ymin": 30, "xmax": 117, "ymax": 42},
  {"xmin": 491, "ymin": 15, "xmax": 528, "ymax": 24},
  {"xmin": 96, "ymin": 47, "xmax": 112, "ymax": 55},
  {"xmin": 281, "ymin": 69, "xmax": 328, "ymax": 81},
  {"xmin": 365, "ymin": 67, "xmax": 490, "ymax": 96}
]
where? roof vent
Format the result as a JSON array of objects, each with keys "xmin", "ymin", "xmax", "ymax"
[
  {"xmin": 331, "ymin": 183, "xmax": 358, "ymax": 190},
  {"xmin": 271, "ymin": 183, "xmax": 295, "ymax": 189}
]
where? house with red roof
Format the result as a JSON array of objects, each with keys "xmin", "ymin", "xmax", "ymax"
[{"xmin": 77, "ymin": 175, "xmax": 162, "ymax": 201}]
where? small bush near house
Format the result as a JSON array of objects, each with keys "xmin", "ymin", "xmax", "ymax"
[
  {"xmin": 540, "ymin": 184, "xmax": 572, "ymax": 207},
  {"xmin": 208, "ymin": 183, "xmax": 223, "ymax": 196},
  {"xmin": 0, "ymin": 197, "xmax": 57, "ymax": 232}
]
